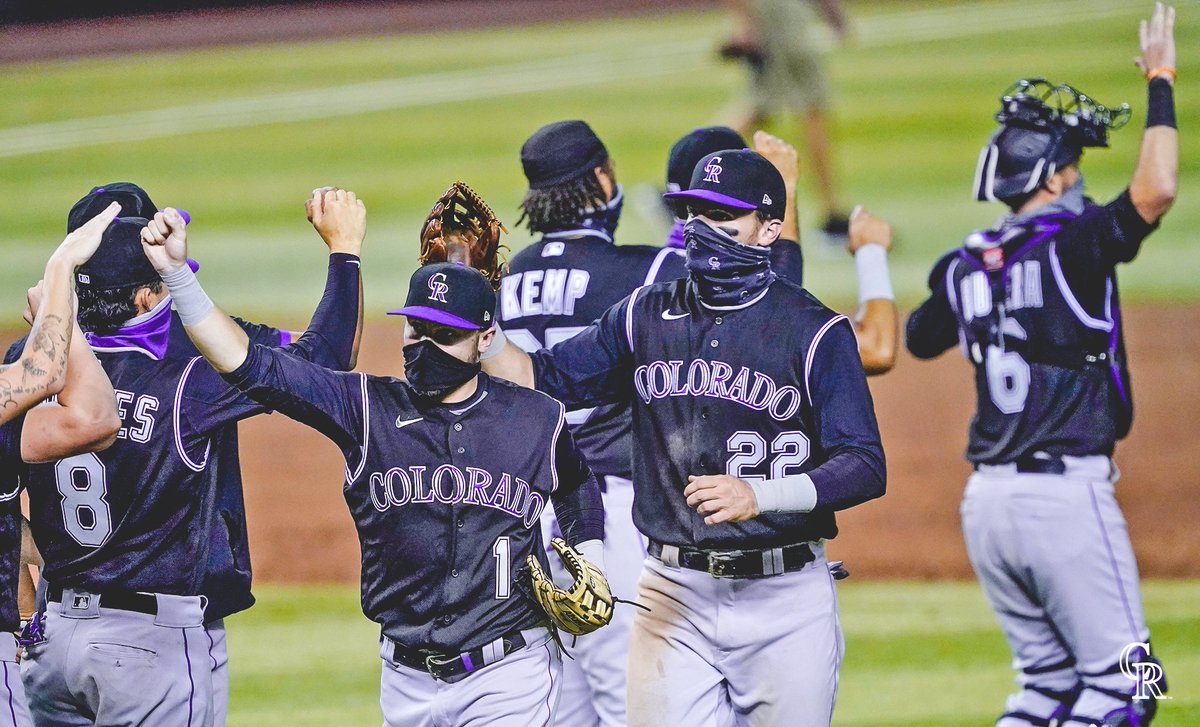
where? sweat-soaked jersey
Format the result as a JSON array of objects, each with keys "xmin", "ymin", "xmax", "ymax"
[
  {"xmin": 222, "ymin": 347, "xmax": 603, "ymax": 652},
  {"xmin": 530, "ymin": 275, "xmax": 886, "ymax": 550},
  {"xmin": 906, "ymin": 191, "xmax": 1157, "ymax": 463}
]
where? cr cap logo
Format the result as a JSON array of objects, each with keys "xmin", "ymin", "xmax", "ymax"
[
  {"xmin": 1120, "ymin": 642, "xmax": 1169, "ymax": 701},
  {"xmin": 427, "ymin": 272, "xmax": 449, "ymax": 303},
  {"xmin": 703, "ymin": 157, "xmax": 723, "ymax": 184}
]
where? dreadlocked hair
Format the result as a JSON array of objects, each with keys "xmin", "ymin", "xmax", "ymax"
[
  {"xmin": 77, "ymin": 280, "xmax": 163, "ymax": 335},
  {"xmin": 517, "ymin": 160, "xmax": 613, "ymax": 233}
]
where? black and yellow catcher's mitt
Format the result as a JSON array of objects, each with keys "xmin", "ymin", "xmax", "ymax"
[
  {"xmin": 418, "ymin": 181, "xmax": 509, "ymax": 291},
  {"xmin": 526, "ymin": 538, "xmax": 614, "ymax": 636}
]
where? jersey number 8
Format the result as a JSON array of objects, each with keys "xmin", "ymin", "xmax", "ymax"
[{"xmin": 54, "ymin": 453, "xmax": 114, "ymax": 547}]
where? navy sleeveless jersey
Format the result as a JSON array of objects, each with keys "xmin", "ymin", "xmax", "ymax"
[
  {"xmin": 499, "ymin": 234, "xmax": 686, "ymax": 479},
  {"xmin": 4, "ymin": 316, "xmax": 284, "ymax": 621},
  {"xmin": 531, "ymin": 276, "xmax": 886, "ymax": 549},
  {"xmin": 223, "ymin": 345, "xmax": 603, "ymax": 652},
  {"xmin": 906, "ymin": 191, "xmax": 1157, "ymax": 463},
  {"xmin": 0, "ymin": 418, "xmax": 22, "ymax": 631},
  {"xmin": 17, "ymin": 256, "xmax": 357, "ymax": 611}
]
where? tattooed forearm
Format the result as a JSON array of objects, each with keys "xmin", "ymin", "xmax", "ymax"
[
  {"xmin": 21, "ymin": 359, "xmax": 49, "ymax": 379},
  {"xmin": 30, "ymin": 314, "xmax": 67, "ymax": 362}
]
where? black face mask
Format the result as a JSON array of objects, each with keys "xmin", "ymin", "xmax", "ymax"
[
  {"xmin": 684, "ymin": 217, "xmax": 774, "ymax": 308},
  {"xmin": 403, "ymin": 339, "xmax": 481, "ymax": 400}
]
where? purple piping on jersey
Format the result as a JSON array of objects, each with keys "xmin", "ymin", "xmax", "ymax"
[
  {"xmin": 345, "ymin": 373, "xmax": 370, "ymax": 484},
  {"xmin": 549, "ymin": 403, "xmax": 565, "ymax": 493},
  {"xmin": 663, "ymin": 189, "xmax": 757, "ymax": 210},
  {"xmin": 183, "ymin": 629, "xmax": 195, "ymax": 727},
  {"xmin": 174, "ymin": 357, "xmax": 213, "ymax": 472},
  {"xmin": 85, "ymin": 297, "xmax": 173, "ymax": 360},
  {"xmin": 3, "ymin": 662, "xmax": 16, "ymax": 726},
  {"xmin": 624, "ymin": 285, "xmax": 650, "ymax": 353},
  {"xmin": 1087, "ymin": 483, "xmax": 1141, "ymax": 643},
  {"xmin": 1108, "ymin": 308, "xmax": 1130, "ymax": 406},
  {"xmin": 666, "ymin": 220, "xmax": 686, "ymax": 249},
  {"xmin": 803, "ymin": 316, "xmax": 850, "ymax": 407},
  {"xmin": 207, "ymin": 625, "xmax": 217, "ymax": 671},
  {"xmin": 278, "ymin": 330, "xmax": 292, "ymax": 347}
]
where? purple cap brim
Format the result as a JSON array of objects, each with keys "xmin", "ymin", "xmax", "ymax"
[
  {"xmin": 662, "ymin": 189, "xmax": 757, "ymax": 210},
  {"xmin": 186, "ymin": 259, "xmax": 200, "ymax": 273},
  {"xmin": 387, "ymin": 306, "xmax": 480, "ymax": 330}
]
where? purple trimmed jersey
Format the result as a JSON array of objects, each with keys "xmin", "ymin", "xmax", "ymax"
[
  {"xmin": 499, "ymin": 233, "xmax": 685, "ymax": 480},
  {"xmin": 3, "ymin": 317, "xmax": 286, "ymax": 621},
  {"xmin": 906, "ymin": 190, "xmax": 1157, "ymax": 464},
  {"xmin": 529, "ymin": 275, "xmax": 886, "ymax": 549},
  {"xmin": 0, "ymin": 418, "xmax": 22, "ymax": 631},
  {"xmin": 17, "ymin": 256, "xmax": 358, "ymax": 609},
  {"xmin": 222, "ymin": 346, "xmax": 604, "ymax": 652}
]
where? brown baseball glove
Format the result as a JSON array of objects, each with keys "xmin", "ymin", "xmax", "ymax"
[
  {"xmin": 525, "ymin": 538, "xmax": 614, "ymax": 636},
  {"xmin": 419, "ymin": 181, "xmax": 509, "ymax": 290}
]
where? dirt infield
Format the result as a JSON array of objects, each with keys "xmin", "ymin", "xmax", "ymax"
[{"xmin": 212, "ymin": 302, "xmax": 1196, "ymax": 583}]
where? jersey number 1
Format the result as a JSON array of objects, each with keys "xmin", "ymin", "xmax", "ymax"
[
  {"xmin": 54, "ymin": 453, "xmax": 114, "ymax": 547},
  {"xmin": 492, "ymin": 536, "xmax": 511, "ymax": 600}
]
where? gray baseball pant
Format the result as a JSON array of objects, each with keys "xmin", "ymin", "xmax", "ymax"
[
  {"xmin": 20, "ymin": 590, "xmax": 213, "ymax": 727},
  {"xmin": 962, "ymin": 456, "xmax": 1153, "ymax": 724}
]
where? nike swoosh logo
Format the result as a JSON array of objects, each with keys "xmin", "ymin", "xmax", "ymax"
[
  {"xmin": 395, "ymin": 417, "xmax": 423, "ymax": 429},
  {"xmin": 661, "ymin": 310, "xmax": 689, "ymax": 321}
]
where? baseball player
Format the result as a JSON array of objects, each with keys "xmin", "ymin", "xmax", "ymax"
[
  {"xmin": 0, "ymin": 205, "xmax": 124, "ymax": 727},
  {"xmin": 1, "ymin": 182, "xmax": 312, "ymax": 727},
  {"xmin": 153, "ymin": 195, "xmax": 608, "ymax": 726},
  {"xmin": 664, "ymin": 125, "xmax": 898, "ymax": 374},
  {"xmin": 17, "ymin": 191, "xmax": 362, "ymax": 726},
  {"xmin": 905, "ymin": 6, "xmax": 1177, "ymax": 725},
  {"xmin": 500, "ymin": 119, "xmax": 686, "ymax": 727},
  {"xmin": 483, "ymin": 148, "xmax": 886, "ymax": 726}
]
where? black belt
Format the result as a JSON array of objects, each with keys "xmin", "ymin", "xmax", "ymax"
[
  {"xmin": 47, "ymin": 584, "xmax": 158, "ymax": 615},
  {"xmin": 389, "ymin": 630, "xmax": 528, "ymax": 683},
  {"xmin": 976, "ymin": 455, "xmax": 1067, "ymax": 475},
  {"xmin": 648, "ymin": 540, "xmax": 816, "ymax": 578}
]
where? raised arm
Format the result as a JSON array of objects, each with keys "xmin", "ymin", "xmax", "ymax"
[
  {"xmin": 20, "ymin": 286, "xmax": 120, "ymax": 462},
  {"xmin": 846, "ymin": 206, "xmax": 898, "ymax": 375},
  {"xmin": 0, "ymin": 203, "xmax": 120, "ymax": 423},
  {"xmin": 1129, "ymin": 2, "xmax": 1178, "ymax": 224},
  {"xmin": 754, "ymin": 131, "xmax": 800, "ymax": 243},
  {"xmin": 306, "ymin": 187, "xmax": 366, "ymax": 369}
]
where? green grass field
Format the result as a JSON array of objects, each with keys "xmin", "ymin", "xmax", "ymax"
[
  {"xmin": 1, "ymin": 0, "xmax": 1197, "ymax": 322},
  {"xmin": 226, "ymin": 580, "xmax": 1200, "ymax": 726}
]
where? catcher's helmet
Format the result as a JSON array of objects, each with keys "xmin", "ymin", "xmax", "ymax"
[{"xmin": 973, "ymin": 79, "xmax": 1130, "ymax": 207}]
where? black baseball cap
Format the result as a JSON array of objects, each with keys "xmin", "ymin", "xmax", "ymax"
[
  {"xmin": 666, "ymin": 127, "xmax": 747, "ymax": 192},
  {"xmin": 389, "ymin": 263, "xmax": 496, "ymax": 330},
  {"xmin": 663, "ymin": 149, "xmax": 787, "ymax": 221},
  {"xmin": 68, "ymin": 183, "xmax": 198, "ymax": 273},
  {"xmin": 521, "ymin": 120, "xmax": 609, "ymax": 189},
  {"xmin": 76, "ymin": 217, "xmax": 160, "ymax": 291}
]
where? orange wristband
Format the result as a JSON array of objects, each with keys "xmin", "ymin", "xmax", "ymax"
[{"xmin": 1146, "ymin": 66, "xmax": 1177, "ymax": 83}]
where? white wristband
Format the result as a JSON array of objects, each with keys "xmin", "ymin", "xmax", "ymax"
[
  {"xmin": 749, "ymin": 473, "xmax": 818, "ymax": 513},
  {"xmin": 160, "ymin": 263, "xmax": 214, "ymax": 326},
  {"xmin": 481, "ymin": 324, "xmax": 507, "ymax": 360},
  {"xmin": 854, "ymin": 243, "xmax": 894, "ymax": 304},
  {"xmin": 575, "ymin": 539, "xmax": 606, "ymax": 574}
]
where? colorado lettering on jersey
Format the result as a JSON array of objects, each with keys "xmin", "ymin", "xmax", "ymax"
[
  {"xmin": 500, "ymin": 269, "xmax": 591, "ymax": 321},
  {"xmin": 113, "ymin": 389, "xmax": 159, "ymax": 443},
  {"xmin": 367, "ymin": 464, "xmax": 546, "ymax": 528},
  {"xmin": 633, "ymin": 359, "xmax": 804, "ymax": 423},
  {"xmin": 958, "ymin": 262, "xmax": 1045, "ymax": 321}
]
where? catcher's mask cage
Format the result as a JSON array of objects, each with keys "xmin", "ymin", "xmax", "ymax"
[{"xmin": 973, "ymin": 78, "xmax": 1131, "ymax": 206}]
